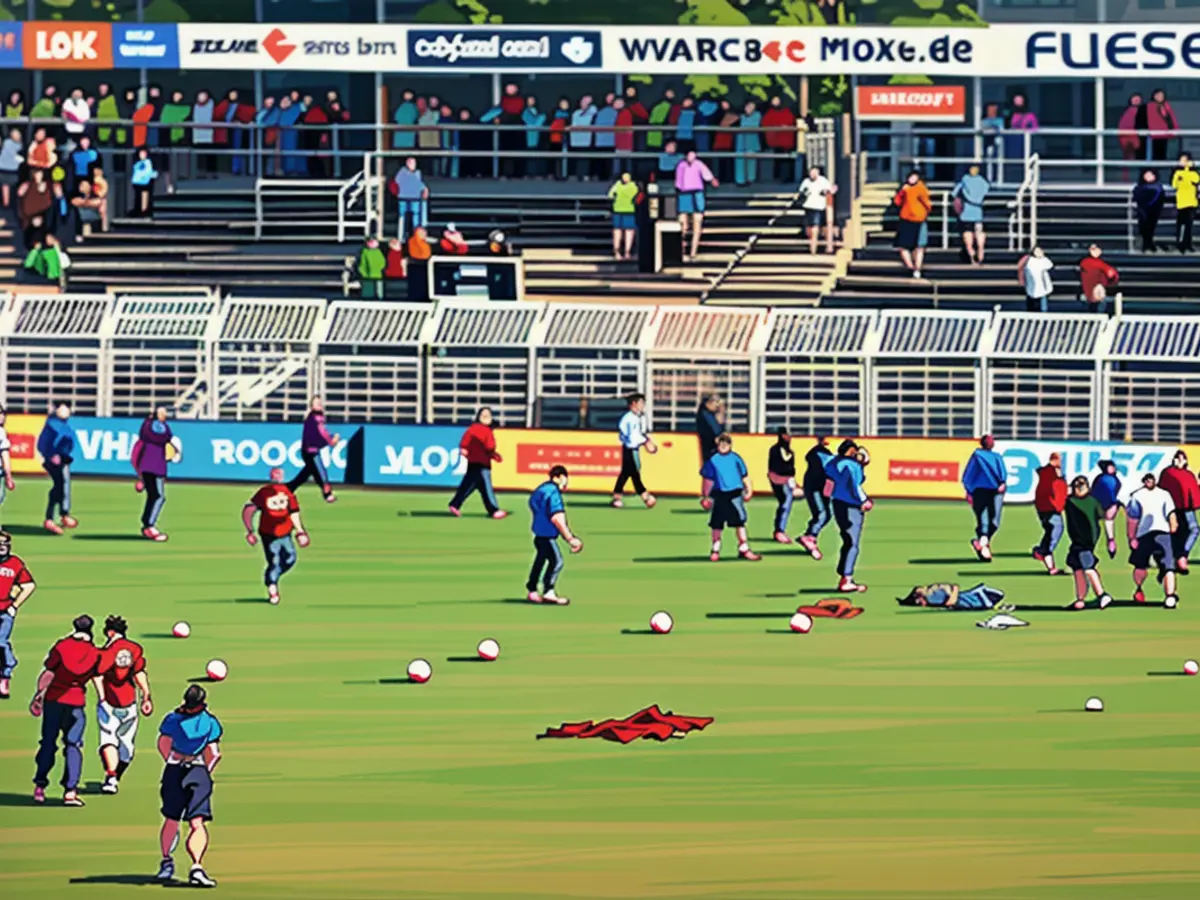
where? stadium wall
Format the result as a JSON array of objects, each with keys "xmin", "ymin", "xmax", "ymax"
[{"xmin": 5, "ymin": 415, "xmax": 1188, "ymax": 504}]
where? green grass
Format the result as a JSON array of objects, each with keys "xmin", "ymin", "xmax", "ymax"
[{"xmin": 2, "ymin": 481, "xmax": 1200, "ymax": 899}]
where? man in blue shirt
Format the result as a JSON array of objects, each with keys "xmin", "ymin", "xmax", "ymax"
[
  {"xmin": 612, "ymin": 392, "xmax": 657, "ymax": 509},
  {"xmin": 1091, "ymin": 460, "xmax": 1123, "ymax": 559},
  {"xmin": 156, "ymin": 685, "xmax": 222, "ymax": 888},
  {"xmin": 962, "ymin": 435, "xmax": 1008, "ymax": 562},
  {"xmin": 798, "ymin": 436, "xmax": 834, "ymax": 560},
  {"xmin": 824, "ymin": 440, "xmax": 872, "ymax": 592},
  {"xmin": 700, "ymin": 434, "xmax": 760, "ymax": 562},
  {"xmin": 37, "ymin": 403, "xmax": 78, "ymax": 536},
  {"xmin": 392, "ymin": 157, "xmax": 429, "ymax": 243},
  {"xmin": 527, "ymin": 465, "xmax": 583, "ymax": 605}
]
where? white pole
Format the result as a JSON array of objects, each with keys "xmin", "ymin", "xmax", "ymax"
[{"xmin": 1095, "ymin": 77, "xmax": 1106, "ymax": 186}]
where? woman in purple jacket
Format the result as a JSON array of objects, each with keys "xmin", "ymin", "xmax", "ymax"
[
  {"xmin": 287, "ymin": 396, "xmax": 339, "ymax": 502},
  {"xmin": 132, "ymin": 407, "xmax": 172, "ymax": 542}
]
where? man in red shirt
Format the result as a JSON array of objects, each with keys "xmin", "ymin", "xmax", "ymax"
[
  {"xmin": 761, "ymin": 95, "xmax": 798, "ymax": 182},
  {"xmin": 1078, "ymin": 244, "xmax": 1119, "ymax": 314},
  {"xmin": 449, "ymin": 407, "xmax": 506, "ymax": 520},
  {"xmin": 1159, "ymin": 449, "xmax": 1200, "ymax": 572},
  {"xmin": 242, "ymin": 468, "xmax": 310, "ymax": 605},
  {"xmin": 91, "ymin": 615, "xmax": 153, "ymax": 795},
  {"xmin": 30, "ymin": 614, "xmax": 101, "ymax": 806},
  {"xmin": 1032, "ymin": 452, "xmax": 1068, "ymax": 575},
  {"xmin": 0, "ymin": 530, "xmax": 37, "ymax": 700}
]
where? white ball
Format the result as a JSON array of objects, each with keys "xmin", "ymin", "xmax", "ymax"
[
  {"xmin": 1184, "ymin": 659, "xmax": 1199, "ymax": 676},
  {"xmin": 1165, "ymin": 595, "xmax": 1179, "ymax": 609},
  {"xmin": 1085, "ymin": 697, "xmax": 1104, "ymax": 712},
  {"xmin": 650, "ymin": 611, "xmax": 673, "ymax": 634},
  {"xmin": 790, "ymin": 612, "xmax": 813, "ymax": 634},
  {"xmin": 172, "ymin": 621, "xmax": 190, "ymax": 638},
  {"xmin": 407, "ymin": 658, "xmax": 432, "ymax": 683},
  {"xmin": 477, "ymin": 639, "xmax": 500, "ymax": 661},
  {"xmin": 205, "ymin": 659, "xmax": 227, "ymax": 681}
]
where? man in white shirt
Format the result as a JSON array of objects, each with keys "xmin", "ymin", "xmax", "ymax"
[
  {"xmin": 61, "ymin": 88, "xmax": 91, "ymax": 141},
  {"xmin": 798, "ymin": 166, "xmax": 835, "ymax": 255},
  {"xmin": 611, "ymin": 392, "xmax": 657, "ymax": 509},
  {"xmin": 1126, "ymin": 472, "xmax": 1179, "ymax": 605}
]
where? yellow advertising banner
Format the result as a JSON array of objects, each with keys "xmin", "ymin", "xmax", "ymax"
[
  {"xmin": 5, "ymin": 414, "xmax": 45, "ymax": 475},
  {"xmin": 491, "ymin": 430, "xmax": 981, "ymax": 501}
]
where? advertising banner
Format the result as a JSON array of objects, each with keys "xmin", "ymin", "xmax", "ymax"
[
  {"xmin": 177, "ymin": 23, "xmax": 405, "ymax": 71},
  {"xmin": 112, "ymin": 23, "xmax": 180, "ymax": 69},
  {"xmin": 407, "ymin": 28, "xmax": 603, "ymax": 71},
  {"xmin": 6, "ymin": 414, "xmax": 44, "ymax": 475},
  {"xmin": 855, "ymin": 85, "xmax": 966, "ymax": 122},
  {"xmin": 994, "ymin": 440, "xmax": 1178, "ymax": 505},
  {"xmin": 23, "ymin": 21, "xmax": 113, "ymax": 70},
  {"xmin": 0, "ymin": 23, "xmax": 22, "ymax": 69},
  {"xmin": 361, "ymin": 424, "xmax": 469, "ymax": 488}
]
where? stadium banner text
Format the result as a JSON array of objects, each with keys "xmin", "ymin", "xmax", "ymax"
[
  {"xmin": 2, "ymin": 22, "xmax": 1200, "ymax": 76},
  {"xmin": 361, "ymin": 424, "xmax": 469, "ymax": 488}
]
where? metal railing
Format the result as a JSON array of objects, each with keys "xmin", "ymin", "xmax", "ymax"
[{"xmin": 1007, "ymin": 154, "xmax": 1041, "ymax": 252}]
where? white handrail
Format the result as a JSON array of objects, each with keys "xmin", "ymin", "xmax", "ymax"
[
  {"xmin": 1006, "ymin": 153, "xmax": 1040, "ymax": 252},
  {"xmin": 941, "ymin": 191, "xmax": 950, "ymax": 249},
  {"xmin": 336, "ymin": 170, "xmax": 365, "ymax": 243}
]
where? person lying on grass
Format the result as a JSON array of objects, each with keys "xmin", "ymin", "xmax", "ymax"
[{"xmin": 896, "ymin": 583, "xmax": 1010, "ymax": 611}]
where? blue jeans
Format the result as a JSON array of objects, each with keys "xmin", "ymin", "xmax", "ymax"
[
  {"xmin": 833, "ymin": 501, "xmax": 864, "ymax": 577},
  {"xmin": 263, "ymin": 535, "xmax": 298, "ymax": 586},
  {"xmin": 972, "ymin": 488, "xmax": 1003, "ymax": 538},
  {"xmin": 397, "ymin": 199, "xmax": 428, "ymax": 241},
  {"xmin": 34, "ymin": 702, "xmax": 86, "ymax": 790},
  {"xmin": 1172, "ymin": 509, "xmax": 1200, "ymax": 560},
  {"xmin": 804, "ymin": 488, "xmax": 832, "ymax": 537},
  {"xmin": 141, "ymin": 474, "xmax": 166, "ymax": 527},
  {"xmin": 449, "ymin": 464, "xmax": 499, "ymax": 515},
  {"xmin": 526, "ymin": 537, "xmax": 563, "ymax": 593},
  {"xmin": 44, "ymin": 462, "xmax": 71, "ymax": 520},
  {"xmin": 772, "ymin": 482, "xmax": 794, "ymax": 534},
  {"xmin": 1036, "ymin": 511, "xmax": 1064, "ymax": 555},
  {"xmin": 0, "ymin": 610, "xmax": 16, "ymax": 678}
]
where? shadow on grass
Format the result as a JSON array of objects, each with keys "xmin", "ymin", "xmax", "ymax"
[
  {"xmin": 378, "ymin": 677, "xmax": 420, "ymax": 685},
  {"xmin": 446, "ymin": 656, "xmax": 488, "ymax": 663},
  {"xmin": 187, "ymin": 676, "xmax": 219, "ymax": 684},
  {"xmin": 0, "ymin": 791, "xmax": 43, "ymax": 807},
  {"xmin": 140, "ymin": 632, "xmax": 179, "ymax": 640},
  {"xmin": 751, "ymin": 592, "xmax": 800, "ymax": 599},
  {"xmin": 72, "ymin": 534, "xmax": 146, "ymax": 542},
  {"xmin": 957, "ymin": 570, "xmax": 1059, "ymax": 578},
  {"xmin": 1038, "ymin": 708, "xmax": 1090, "ymax": 714},
  {"xmin": 620, "ymin": 628, "xmax": 658, "ymax": 635},
  {"xmin": 797, "ymin": 587, "xmax": 837, "ymax": 595},
  {"xmin": 706, "ymin": 611, "xmax": 790, "ymax": 620},
  {"xmin": 1147, "ymin": 671, "xmax": 1190, "ymax": 677},
  {"xmin": 633, "ymin": 556, "xmax": 711, "ymax": 564},
  {"xmin": 765, "ymin": 628, "xmax": 801, "ymax": 634},
  {"xmin": 2, "ymin": 524, "xmax": 60, "ymax": 537},
  {"xmin": 69, "ymin": 874, "xmax": 162, "ymax": 886},
  {"xmin": 669, "ymin": 509, "xmax": 709, "ymax": 516},
  {"xmin": 910, "ymin": 557, "xmax": 978, "ymax": 565}
]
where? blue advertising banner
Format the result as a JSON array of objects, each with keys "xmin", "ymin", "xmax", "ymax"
[
  {"xmin": 69, "ymin": 418, "xmax": 355, "ymax": 484},
  {"xmin": 112, "ymin": 23, "xmax": 180, "ymax": 69},
  {"xmin": 0, "ymin": 23, "xmax": 21, "ymax": 68},
  {"xmin": 362, "ymin": 424, "xmax": 467, "ymax": 488},
  {"xmin": 407, "ymin": 28, "xmax": 602, "ymax": 70},
  {"xmin": 994, "ymin": 439, "xmax": 1173, "ymax": 505}
]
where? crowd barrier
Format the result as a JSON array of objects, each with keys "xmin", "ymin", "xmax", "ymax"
[{"xmin": 5, "ymin": 414, "xmax": 1192, "ymax": 505}]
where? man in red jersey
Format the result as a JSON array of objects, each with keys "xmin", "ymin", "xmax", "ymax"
[
  {"xmin": 0, "ymin": 530, "xmax": 37, "ymax": 700},
  {"xmin": 1159, "ymin": 449, "xmax": 1200, "ymax": 573},
  {"xmin": 242, "ymin": 468, "xmax": 310, "ymax": 605},
  {"xmin": 30, "ymin": 614, "xmax": 101, "ymax": 806},
  {"xmin": 448, "ymin": 406, "xmax": 506, "ymax": 519},
  {"xmin": 92, "ymin": 615, "xmax": 153, "ymax": 795}
]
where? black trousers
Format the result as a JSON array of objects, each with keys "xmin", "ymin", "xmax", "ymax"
[
  {"xmin": 1138, "ymin": 210, "xmax": 1161, "ymax": 251},
  {"xmin": 526, "ymin": 537, "xmax": 563, "ymax": 593},
  {"xmin": 613, "ymin": 447, "xmax": 646, "ymax": 496},
  {"xmin": 287, "ymin": 450, "xmax": 331, "ymax": 494},
  {"xmin": 1177, "ymin": 207, "xmax": 1196, "ymax": 252}
]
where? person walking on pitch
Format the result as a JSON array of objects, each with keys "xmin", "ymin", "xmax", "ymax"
[
  {"xmin": 0, "ymin": 405, "xmax": 15, "ymax": 525},
  {"xmin": 1127, "ymin": 471, "xmax": 1179, "ymax": 606},
  {"xmin": 767, "ymin": 428, "xmax": 797, "ymax": 543},
  {"xmin": 37, "ymin": 403, "xmax": 79, "ymax": 535},
  {"xmin": 1091, "ymin": 459, "xmax": 1123, "ymax": 559},
  {"xmin": 612, "ymin": 392, "xmax": 657, "ymax": 509},
  {"xmin": 287, "ymin": 396, "xmax": 339, "ymax": 503},
  {"xmin": 1064, "ymin": 476, "xmax": 1113, "ymax": 610},
  {"xmin": 92, "ymin": 616, "xmax": 152, "ymax": 794},
  {"xmin": 700, "ymin": 434, "xmax": 760, "ymax": 562},
  {"xmin": 825, "ymin": 441, "xmax": 873, "ymax": 593},
  {"xmin": 0, "ymin": 530, "xmax": 36, "ymax": 700},
  {"xmin": 1032, "ymin": 453, "xmax": 1068, "ymax": 575},
  {"xmin": 242, "ymin": 468, "xmax": 310, "ymax": 605},
  {"xmin": 526, "ymin": 465, "xmax": 582, "ymax": 605},
  {"xmin": 1158, "ymin": 449, "xmax": 1200, "ymax": 573},
  {"xmin": 132, "ymin": 406, "xmax": 175, "ymax": 542},
  {"xmin": 797, "ymin": 436, "xmax": 834, "ymax": 559},
  {"xmin": 962, "ymin": 435, "xmax": 1007, "ymax": 561},
  {"xmin": 449, "ymin": 407, "xmax": 506, "ymax": 518}
]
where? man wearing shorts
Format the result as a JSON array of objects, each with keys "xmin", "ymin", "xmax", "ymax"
[
  {"xmin": 92, "ymin": 616, "xmax": 152, "ymax": 794},
  {"xmin": 1064, "ymin": 476, "xmax": 1113, "ymax": 610},
  {"xmin": 700, "ymin": 433, "xmax": 760, "ymax": 563},
  {"xmin": 799, "ymin": 166, "xmax": 835, "ymax": 255},
  {"xmin": 951, "ymin": 163, "xmax": 991, "ymax": 265},
  {"xmin": 1126, "ymin": 472, "xmax": 1179, "ymax": 606},
  {"xmin": 607, "ymin": 171, "xmax": 641, "ymax": 261},
  {"xmin": 156, "ymin": 684, "xmax": 222, "ymax": 888},
  {"xmin": 674, "ymin": 150, "xmax": 718, "ymax": 262}
]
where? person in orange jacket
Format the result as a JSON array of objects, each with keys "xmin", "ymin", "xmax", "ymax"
[{"xmin": 1032, "ymin": 452, "xmax": 1068, "ymax": 575}]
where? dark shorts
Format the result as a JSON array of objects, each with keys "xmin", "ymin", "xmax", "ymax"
[
  {"xmin": 894, "ymin": 219, "xmax": 929, "ymax": 250},
  {"xmin": 803, "ymin": 209, "xmax": 824, "ymax": 228},
  {"xmin": 161, "ymin": 764, "xmax": 214, "ymax": 822},
  {"xmin": 958, "ymin": 218, "xmax": 983, "ymax": 235},
  {"xmin": 1066, "ymin": 546, "xmax": 1098, "ymax": 572},
  {"xmin": 1129, "ymin": 531, "xmax": 1175, "ymax": 572},
  {"xmin": 709, "ymin": 490, "xmax": 747, "ymax": 529},
  {"xmin": 612, "ymin": 212, "xmax": 637, "ymax": 230}
]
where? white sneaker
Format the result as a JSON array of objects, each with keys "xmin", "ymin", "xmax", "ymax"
[
  {"xmin": 101, "ymin": 775, "xmax": 119, "ymax": 795},
  {"xmin": 189, "ymin": 866, "xmax": 217, "ymax": 888},
  {"xmin": 542, "ymin": 590, "xmax": 570, "ymax": 606},
  {"xmin": 1099, "ymin": 593, "xmax": 1113, "ymax": 610},
  {"xmin": 268, "ymin": 585, "xmax": 280, "ymax": 605},
  {"xmin": 913, "ymin": 269, "xmax": 922, "ymax": 279}
]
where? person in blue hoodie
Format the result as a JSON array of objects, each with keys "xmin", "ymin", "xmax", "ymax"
[
  {"xmin": 277, "ymin": 95, "xmax": 304, "ymax": 176},
  {"xmin": 674, "ymin": 97, "xmax": 697, "ymax": 153},
  {"xmin": 962, "ymin": 434, "xmax": 1008, "ymax": 561},
  {"xmin": 797, "ymin": 436, "xmax": 835, "ymax": 559},
  {"xmin": 522, "ymin": 96, "xmax": 547, "ymax": 179},
  {"xmin": 824, "ymin": 440, "xmax": 872, "ymax": 593},
  {"xmin": 392, "ymin": 90, "xmax": 419, "ymax": 151},
  {"xmin": 1091, "ymin": 459, "xmax": 1123, "ymax": 558},
  {"xmin": 37, "ymin": 403, "xmax": 78, "ymax": 535}
]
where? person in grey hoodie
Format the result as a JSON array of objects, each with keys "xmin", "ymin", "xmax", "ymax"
[
  {"xmin": 131, "ymin": 406, "xmax": 173, "ymax": 542},
  {"xmin": 191, "ymin": 91, "xmax": 216, "ymax": 178},
  {"xmin": 0, "ymin": 127, "xmax": 23, "ymax": 209}
]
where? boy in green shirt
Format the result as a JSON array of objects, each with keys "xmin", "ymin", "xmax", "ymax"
[
  {"xmin": 1065, "ymin": 476, "xmax": 1113, "ymax": 610},
  {"xmin": 607, "ymin": 172, "xmax": 641, "ymax": 261},
  {"xmin": 357, "ymin": 237, "xmax": 386, "ymax": 299}
]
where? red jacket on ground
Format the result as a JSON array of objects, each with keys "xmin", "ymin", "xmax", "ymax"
[
  {"xmin": 1079, "ymin": 255, "xmax": 1118, "ymax": 299},
  {"xmin": 1034, "ymin": 465, "xmax": 1068, "ymax": 513},
  {"xmin": 1159, "ymin": 466, "xmax": 1200, "ymax": 510},
  {"xmin": 460, "ymin": 423, "xmax": 499, "ymax": 467},
  {"xmin": 762, "ymin": 107, "xmax": 797, "ymax": 150}
]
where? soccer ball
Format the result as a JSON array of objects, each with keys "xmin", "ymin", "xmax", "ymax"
[
  {"xmin": 1165, "ymin": 595, "xmax": 1179, "ymax": 609},
  {"xmin": 1085, "ymin": 697, "xmax": 1104, "ymax": 712},
  {"xmin": 407, "ymin": 658, "xmax": 432, "ymax": 683},
  {"xmin": 172, "ymin": 621, "xmax": 190, "ymax": 638},
  {"xmin": 477, "ymin": 639, "xmax": 500, "ymax": 661},
  {"xmin": 650, "ymin": 611, "xmax": 673, "ymax": 634},
  {"xmin": 206, "ymin": 659, "xmax": 227, "ymax": 681},
  {"xmin": 789, "ymin": 612, "xmax": 813, "ymax": 634},
  {"xmin": 166, "ymin": 436, "xmax": 184, "ymax": 464},
  {"xmin": 1185, "ymin": 660, "xmax": 1199, "ymax": 676}
]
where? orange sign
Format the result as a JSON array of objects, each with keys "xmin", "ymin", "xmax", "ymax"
[
  {"xmin": 23, "ymin": 22, "xmax": 113, "ymax": 69},
  {"xmin": 855, "ymin": 85, "xmax": 966, "ymax": 121},
  {"xmin": 515, "ymin": 443, "xmax": 622, "ymax": 478},
  {"xmin": 6, "ymin": 414, "xmax": 45, "ymax": 474},
  {"xmin": 888, "ymin": 459, "xmax": 960, "ymax": 483}
]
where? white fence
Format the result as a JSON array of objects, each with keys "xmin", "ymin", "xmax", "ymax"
[{"xmin": 0, "ymin": 293, "xmax": 1197, "ymax": 442}]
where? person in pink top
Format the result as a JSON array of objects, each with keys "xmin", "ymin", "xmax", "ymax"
[
  {"xmin": 1116, "ymin": 94, "xmax": 1144, "ymax": 175},
  {"xmin": 674, "ymin": 149, "xmax": 718, "ymax": 262},
  {"xmin": 1147, "ymin": 88, "xmax": 1178, "ymax": 162}
]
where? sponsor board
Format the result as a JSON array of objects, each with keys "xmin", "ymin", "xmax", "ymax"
[
  {"xmin": 994, "ymin": 440, "xmax": 1179, "ymax": 505},
  {"xmin": 177, "ymin": 23, "xmax": 404, "ymax": 71},
  {"xmin": 407, "ymin": 29, "xmax": 601, "ymax": 70},
  {"xmin": 362, "ymin": 424, "xmax": 468, "ymax": 488},
  {"xmin": 6, "ymin": 415, "xmax": 44, "ymax": 475},
  {"xmin": 0, "ymin": 23, "xmax": 22, "ymax": 69},
  {"xmin": 112, "ymin": 24, "xmax": 180, "ymax": 69},
  {"xmin": 23, "ymin": 22, "xmax": 113, "ymax": 70},
  {"xmin": 856, "ymin": 85, "xmax": 966, "ymax": 122}
]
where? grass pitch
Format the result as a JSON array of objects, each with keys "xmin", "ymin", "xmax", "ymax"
[{"xmin": 2, "ymin": 481, "xmax": 1200, "ymax": 899}]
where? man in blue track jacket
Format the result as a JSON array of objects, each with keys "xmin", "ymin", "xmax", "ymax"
[
  {"xmin": 962, "ymin": 435, "xmax": 1007, "ymax": 562},
  {"xmin": 37, "ymin": 404, "xmax": 79, "ymax": 536}
]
